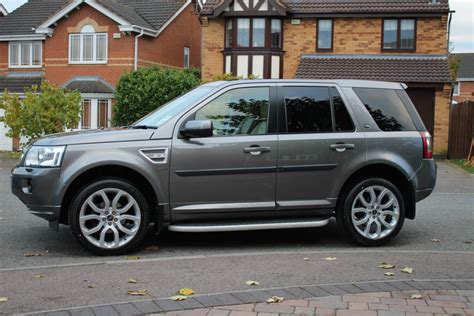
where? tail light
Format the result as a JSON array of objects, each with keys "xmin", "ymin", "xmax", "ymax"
[{"xmin": 420, "ymin": 131, "xmax": 433, "ymax": 159}]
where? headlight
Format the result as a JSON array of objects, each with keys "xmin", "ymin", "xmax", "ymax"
[{"xmin": 23, "ymin": 146, "xmax": 66, "ymax": 168}]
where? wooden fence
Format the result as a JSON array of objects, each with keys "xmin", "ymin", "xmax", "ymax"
[{"xmin": 448, "ymin": 101, "xmax": 474, "ymax": 159}]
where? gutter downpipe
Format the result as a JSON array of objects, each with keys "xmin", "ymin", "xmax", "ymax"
[{"xmin": 134, "ymin": 28, "xmax": 145, "ymax": 71}]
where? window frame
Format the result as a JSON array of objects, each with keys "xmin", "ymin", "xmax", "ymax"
[
  {"xmin": 316, "ymin": 19, "xmax": 334, "ymax": 52},
  {"xmin": 8, "ymin": 41, "xmax": 42, "ymax": 68},
  {"xmin": 277, "ymin": 84, "xmax": 357, "ymax": 134},
  {"xmin": 381, "ymin": 18, "xmax": 417, "ymax": 52},
  {"xmin": 453, "ymin": 82, "xmax": 460, "ymax": 96},
  {"xmin": 183, "ymin": 47, "xmax": 190, "ymax": 69},
  {"xmin": 68, "ymin": 32, "xmax": 108, "ymax": 64},
  {"xmin": 225, "ymin": 17, "xmax": 283, "ymax": 50}
]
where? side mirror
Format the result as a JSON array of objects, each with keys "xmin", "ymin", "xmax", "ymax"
[{"xmin": 180, "ymin": 120, "xmax": 213, "ymax": 138}]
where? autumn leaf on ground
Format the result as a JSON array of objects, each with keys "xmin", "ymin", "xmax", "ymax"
[
  {"xmin": 378, "ymin": 262, "xmax": 395, "ymax": 269},
  {"xmin": 170, "ymin": 295, "xmax": 187, "ymax": 301},
  {"xmin": 384, "ymin": 272, "xmax": 395, "ymax": 277},
  {"xmin": 245, "ymin": 280, "xmax": 260, "ymax": 286},
  {"xmin": 88, "ymin": 284, "xmax": 97, "ymax": 289},
  {"xmin": 145, "ymin": 245, "xmax": 160, "ymax": 251},
  {"xmin": 464, "ymin": 241, "xmax": 472, "ymax": 244},
  {"xmin": 35, "ymin": 274, "xmax": 46, "ymax": 279},
  {"xmin": 125, "ymin": 256, "xmax": 140, "ymax": 260},
  {"xmin": 128, "ymin": 279, "xmax": 138, "ymax": 284},
  {"xmin": 266, "ymin": 296, "xmax": 284, "ymax": 303},
  {"xmin": 324, "ymin": 257, "xmax": 337, "ymax": 261},
  {"xmin": 430, "ymin": 239, "xmax": 440, "ymax": 242},
  {"xmin": 178, "ymin": 288, "xmax": 195, "ymax": 296},
  {"xmin": 303, "ymin": 258, "xmax": 310, "ymax": 261},
  {"xmin": 411, "ymin": 294, "xmax": 423, "ymax": 299},
  {"xmin": 400, "ymin": 267, "xmax": 414, "ymax": 274},
  {"xmin": 127, "ymin": 290, "xmax": 148, "ymax": 296},
  {"xmin": 0, "ymin": 297, "xmax": 8, "ymax": 303},
  {"xmin": 24, "ymin": 252, "xmax": 43, "ymax": 257}
]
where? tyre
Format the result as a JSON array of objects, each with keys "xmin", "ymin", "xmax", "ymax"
[
  {"xmin": 337, "ymin": 178, "xmax": 405, "ymax": 246},
  {"xmin": 69, "ymin": 179, "xmax": 150, "ymax": 255}
]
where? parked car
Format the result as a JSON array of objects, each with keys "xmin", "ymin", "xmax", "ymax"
[{"xmin": 11, "ymin": 80, "xmax": 436, "ymax": 255}]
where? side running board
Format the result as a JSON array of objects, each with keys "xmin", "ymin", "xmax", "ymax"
[{"xmin": 168, "ymin": 218, "xmax": 330, "ymax": 233}]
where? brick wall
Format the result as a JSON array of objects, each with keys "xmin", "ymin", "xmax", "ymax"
[
  {"xmin": 201, "ymin": 18, "xmax": 225, "ymax": 82},
  {"xmin": 434, "ymin": 83, "xmax": 452, "ymax": 155},
  {"xmin": 282, "ymin": 19, "xmax": 316, "ymax": 79},
  {"xmin": 138, "ymin": 4, "xmax": 201, "ymax": 69}
]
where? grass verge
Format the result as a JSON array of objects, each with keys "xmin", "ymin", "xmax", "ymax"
[{"xmin": 449, "ymin": 159, "xmax": 474, "ymax": 174}]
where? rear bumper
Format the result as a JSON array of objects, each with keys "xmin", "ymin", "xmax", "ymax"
[
  {"xmin": 11, "ymin": 166, "xmax": 65, "ymax": 222},
  {"xmin": 413, "ymin": 159, "xmax": 437, "ymax": 202}
]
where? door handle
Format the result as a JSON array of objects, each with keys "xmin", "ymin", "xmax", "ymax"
[
  {"xmin": 330, "ymin": 143, "xmax": 355, "ymax": 152},
  {"xmin": 243, "ymin": 146, "xmax": 271, "ymax": 156}
]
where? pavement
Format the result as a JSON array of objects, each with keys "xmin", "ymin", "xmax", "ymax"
[{"xmin": 0, "ymin": 158, "xmax": 473, "ymax": 315}]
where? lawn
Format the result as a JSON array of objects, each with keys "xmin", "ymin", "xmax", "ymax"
[{"xmin": 450, "ymin": 159, "xmax": 474, "ymax": 174}]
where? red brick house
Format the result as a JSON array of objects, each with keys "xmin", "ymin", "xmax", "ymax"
[
  {"xmin": 199, "ymin": 0, "xmax": 453, "ymax": 156},
  {"xmin": 452, "ymin": 53, "xmax": 474, "ymax": 103},
  {"xmin": 0, "ymin": 0, "xmax": 201, "ymax": 150}
]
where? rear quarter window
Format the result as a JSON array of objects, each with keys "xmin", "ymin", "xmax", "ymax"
[{"xmin": 353, "ymin": 88, "xmax": 416, "ymax": 132}]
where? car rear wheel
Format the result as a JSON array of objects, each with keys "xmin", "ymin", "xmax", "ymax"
[
  {"xmin": 69, "ymin": 179, "xmax": 150, "ymax": 255},
  {"xmin": 337, "ymin": 178, "xmax": 405, "ymax": 246}
]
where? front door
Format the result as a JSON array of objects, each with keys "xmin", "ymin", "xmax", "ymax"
[
  {"xmin": 170, "ymin": 84, "xmax": 278, "ymax": 221},
  {"xmin": 276, "ymin": 84, "xmax": 366, "ymax": 216}
]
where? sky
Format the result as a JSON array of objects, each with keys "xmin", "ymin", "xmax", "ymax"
[{"xmin": 1, "ymin": 0, "xmax": 473, "ymax": 53}]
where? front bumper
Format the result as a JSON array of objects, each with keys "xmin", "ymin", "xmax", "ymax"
[{"xmin": 11, "ymin": 165, "xmax": 65, "ymax": 222}]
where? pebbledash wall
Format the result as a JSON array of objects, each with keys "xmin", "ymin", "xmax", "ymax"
[{"xmin": 201, "ymin": 16, "xmax": 452, "ymax": 155}]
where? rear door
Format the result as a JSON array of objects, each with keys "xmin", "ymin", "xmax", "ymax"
[
  {"xmin": 169, "ymin": 83, "xmax": 278, "ymax": 221},
  {"xmin": 275, "ymin": 84, "xmax": 366, "ymax": 215}
]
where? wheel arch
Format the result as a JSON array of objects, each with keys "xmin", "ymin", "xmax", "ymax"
[
  {"xmin": 59, "ymin": 165, "xmax": 159, "ymax": 225},
  {"xmin": 337, "ymin": 163, "xmax": 416, "ymax": 220}
]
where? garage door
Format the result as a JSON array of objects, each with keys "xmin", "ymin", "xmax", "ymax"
[
  {"xmin": 406, "ymin": 88, "xmax": 435, "ymax": 138},
  {"xmin": 0, "ymin": 109, "xmax": 13, "ymax": 151}
]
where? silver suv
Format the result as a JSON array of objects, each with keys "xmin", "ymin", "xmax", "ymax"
[{"xmin": 11, "ymin": 80, "xmax": 436, "ymax": 255}]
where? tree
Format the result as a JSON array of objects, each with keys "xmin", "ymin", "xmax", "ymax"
[
  {"xmin": 113, "ymin": 67, "xmax": 201, "ymax": 127},
  {"xmin": 0, "ymin": 80, "xmax": 82, "ymax": 147}
]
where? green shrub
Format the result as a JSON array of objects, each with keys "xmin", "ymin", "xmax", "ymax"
[{"xmin": 113, "ymin": 67, "xmax": 201, "ymax": 127}]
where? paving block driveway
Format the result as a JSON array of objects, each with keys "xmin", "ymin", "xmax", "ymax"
[{"xmin": 0, "ymin": 158, "xmax": 473, "ymax": 315}]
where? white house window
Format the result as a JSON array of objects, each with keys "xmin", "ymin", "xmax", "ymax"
[
  {"xmin": 69, "ymin": 25, "xmax": 107, "ymax": 64},
  {"xmin": 453, "ymin": 82, "xmax": 460, "ymax": 96},
  {"xmin": 184, "ymin": 47, "xmax": 190, "ymax": 68},
  {"xmin": 80, "ymin": 98, "xmax": 112, "ymax": 129},
  {"xmin": 9, "ymin": 41, "xmax": 42, "ymax": 68}
]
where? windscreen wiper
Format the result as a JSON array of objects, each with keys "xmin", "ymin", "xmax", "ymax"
[{"xmin": 131, "ymin": 125, "xmax": 158, "ymax": 130}]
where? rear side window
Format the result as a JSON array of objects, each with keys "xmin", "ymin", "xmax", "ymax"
[
  {"xmin": 353, "ymin": 88, "xmax": 416, "ymax": 132},
  {"xmin": 284, "ymin": 87, "xmax": 333, "ymax": 133},
  {"xmin": 331, "ymin": 88, "xmax": 354, "ymax": 132}
]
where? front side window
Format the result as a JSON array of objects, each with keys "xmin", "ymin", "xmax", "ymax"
[
  {"xmin": 284, "ymin": 87, "xmax": 333, "ymax": 133},
  {"xmin": 317, "ymin": 19, "xmax": 333, "ymax": 50},
  {"xmin": 383, "ymin": 19, "xmax": 416, "ymax": 50},
  {"xmin": 9, "ymin": 41, "xmax": 42, "ymax": 67},
  {"xmin": 69, "ymin": 25, "xmax": 107, "ymax": 63},
  {"xmin": 354, "ymin": 88, "xmax": 416, "ymax": 131},
  {"xmin": 195, "ymin": 87, "xmax": 270, "ymax": 136}
]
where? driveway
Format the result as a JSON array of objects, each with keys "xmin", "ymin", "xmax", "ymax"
[{"xmin": 0, "ymin": 158, "xmax": 472, "ymax": 314}]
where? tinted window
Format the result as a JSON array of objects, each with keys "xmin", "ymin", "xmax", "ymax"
[
  {"xmin": 195, "ymin": 87, "xmax": 269, "ymax": 136},
  {"xmin": 284, "ymin": 87, "xmax": 332, "ymax": 133},
  {"xmin": 353, "ymin": 88, "xmax": 416, "ymax": 132},
  {"xmin": 331, "ymin": 88, "xmax": 354, "ymax": 132}
]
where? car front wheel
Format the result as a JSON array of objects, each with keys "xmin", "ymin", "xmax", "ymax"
[
  {"xmin": 337, "ymin": 178, "xmax": 405, "ymax": 246},
  {"xmin": 69, "ymin": 179, "xmax": 150, "ymax": 255}
]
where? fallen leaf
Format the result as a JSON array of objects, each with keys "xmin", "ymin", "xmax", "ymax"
[
  {"xmin": 384, "ymin": 272, "xmax": 395, "ymax": 277},
  {"xmin": 127, "ymin": 290, "xmax": 148, "ymax": 296},
  {"xmin": 400, "ymin": 267, "xmax": 414, "ymax": 274},
  {"xmin": 170, "ymin": 295, "xmax": 187, "ymax": 301},
  {"xmin": 126, "ymin": 256, "xmax": 140, "ymax": 260},
  {"xmin": 145, "ymin": 245, "xmax": 160, "ymax": 251},
  {"xmin": 245, "ymin": 280, "xmax": 260, "ymax": 286},
  {"xmin": 430, "ymin": 239, "xmax": 440, "ymax": 242},
  {"xmin": 464, "ymin": 241, "xmax": 472, "ymax": 244},
  {"xmin": 24, "ymin": 252, "xmax": 43, "ymax": 257},
  {"xmin": 128, "ymin": 279, "xmax": 139, "ymax": 284},
  {"xmin": 178, "ymin": 288, "xmax": 195, "ymax": 296},
  {"xmin": 266, "ymin": 296, "xmax": 284, "ymax": 303},
  {"xmin": 88, "ymin": 284, "xmax": 97, "ymax": 289},
  {"xmin": 411, "ymin": 294, "xmax": 423, "ymax": 299},
  {"xmin": 324, "ymin": 257, "xmax": 337, "ymax": 261},
  {"xmin": 0, "ymin": 297, "xmax": 8, "ymax": 303},
  {"xmin": 303, "ymin": 258, "xmax": 310, "ymax": 261},
  {"xmin": 35, "ymin": 274, "xmax": 46, "ymax": 279},
  {"xmin": 378, "ymin": 263, "xmax": 395, "ymax": 269}
]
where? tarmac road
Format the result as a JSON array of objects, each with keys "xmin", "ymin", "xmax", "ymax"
[{"xmin": 0, "ymin": 158, "xmax": 472, "ymax": 314}]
